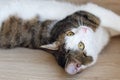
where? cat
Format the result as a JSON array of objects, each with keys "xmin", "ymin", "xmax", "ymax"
[
  {"xmin": 40, "ymin": 10, "xmax": 110, "ymax": 75},
  {"xmin": 0, "ymin": 0, "xmax": 120, "ymax": 75}
]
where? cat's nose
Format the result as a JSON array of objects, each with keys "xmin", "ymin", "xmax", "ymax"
[{"xmin": 65, "ymin": 62, "xmax": 81, "ymax": 75}]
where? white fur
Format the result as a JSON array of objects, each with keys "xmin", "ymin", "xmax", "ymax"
[
  {"xmin": 1, "ymin": 0, "xmax": 120, "ymax": 35},
  {"xmin": 0, "ymin": 0, "xmax": 79, "ymax": 26}
]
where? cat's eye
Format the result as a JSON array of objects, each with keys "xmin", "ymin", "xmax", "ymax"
[
  {"xmin": 66, "ymin": 31, "xmax": 75, "ymax": 36},
  {"xmin": 78, "ymin": 42, "xmax": 85, "ymax": 50}
]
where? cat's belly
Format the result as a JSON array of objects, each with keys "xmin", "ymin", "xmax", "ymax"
[{"xmin": 0, "ymin": 1, "xmax": 80, "ymax": 27}]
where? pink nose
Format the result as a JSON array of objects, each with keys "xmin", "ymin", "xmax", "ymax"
[{"xmin": 65, "ymin": 62, "xmax": 81, "ymax": 75}]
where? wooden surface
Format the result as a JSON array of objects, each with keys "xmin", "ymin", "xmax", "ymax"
[{"xmin": 0, "ymin": 0, "xmax": 120, "ymax": 80}]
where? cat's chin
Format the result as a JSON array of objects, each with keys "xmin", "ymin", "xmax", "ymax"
[{"xmin": 65, "ymin": 62, "xmax": 85, "ymax": 75}]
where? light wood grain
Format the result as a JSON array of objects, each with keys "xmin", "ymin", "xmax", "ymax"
[{"xmin": 0, "ymin": 0, "xmax": 120, "ymax": 80}]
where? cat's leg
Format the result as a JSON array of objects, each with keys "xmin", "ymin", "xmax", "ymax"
[{"xmin": 80, "ymin": 3, "xmax": 120, "ymax": 34}]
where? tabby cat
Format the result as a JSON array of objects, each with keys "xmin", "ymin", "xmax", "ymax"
[{"xmin": 0, "ymin": 0, "xmax": 120, "ymax": 75}]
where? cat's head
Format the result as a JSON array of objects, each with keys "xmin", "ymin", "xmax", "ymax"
[{"xmin": 41, "ymin": 11, "xmax": 100, "ymax": 75}]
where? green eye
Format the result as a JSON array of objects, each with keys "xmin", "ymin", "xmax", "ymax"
[
  {"xmin": 66, "ymin": 31, "xmax": 75, "ymax": 36},
  {"xmin": 78, "ymin": 42, "xmax": 85, "ymax": 50}
]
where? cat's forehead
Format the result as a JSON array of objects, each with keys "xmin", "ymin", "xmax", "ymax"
[
  {"xmin": 50, "ymin": 10, "xmax": 100, "ymax": 42},
  {"xmin": 65, "ymin": 10, "xmax": 100, "ymax": 31}
]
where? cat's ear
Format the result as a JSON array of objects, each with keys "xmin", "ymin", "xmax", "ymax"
[{"xmin": 40, "ymin": 41, "xmax": 60, "ymax": 50}]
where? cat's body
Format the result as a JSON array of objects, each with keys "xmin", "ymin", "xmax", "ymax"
[{"xmin": 0, "ymin": 0, "xmax": 120, "ymax": 75}]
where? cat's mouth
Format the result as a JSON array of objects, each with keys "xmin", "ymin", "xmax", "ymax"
[
  {"xmin": 65, "ymin": 56, "xmax": 84, "ymax": 75},
  {"xmin": 65, "ymin": 60, "xmax": 83, "ymax": 75},
  {"xmin": 64, "ymin": 51, "xmax": 93, "ymax": 75}
]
